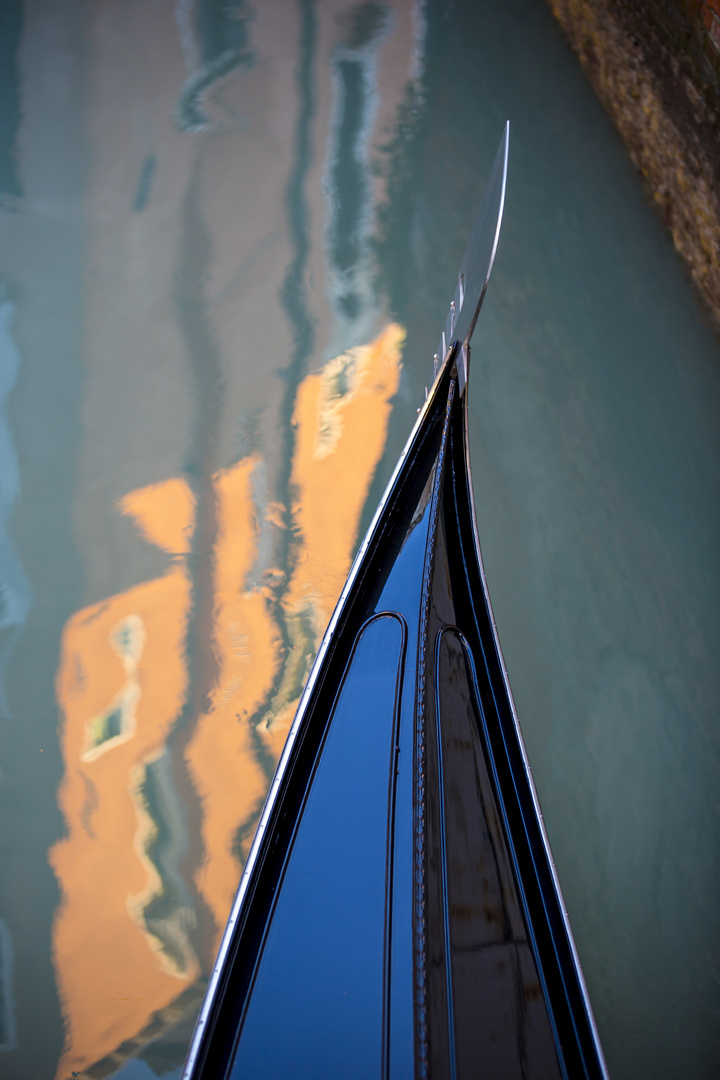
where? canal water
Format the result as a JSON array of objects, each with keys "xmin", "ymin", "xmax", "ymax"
[{"xmin": 0, "ymin": 1, "xmax": 719, "ymax": 1078}]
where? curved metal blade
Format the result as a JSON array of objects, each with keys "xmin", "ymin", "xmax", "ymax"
[{"xmin": 447, "ymin": 122, "xmax": 509, "ymax": 350}]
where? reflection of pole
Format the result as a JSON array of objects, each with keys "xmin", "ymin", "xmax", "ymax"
[
  {"xmin": 0, "ymin": 918, "xmax": 16, "ymax": 1052},
  {"xmin": 324, "ymin": 5, "xmax": 390, "ymax": 354},
  {"xmin": 277, "ymin": 0, "xmax": 317, "ymax": 551},
  {"xmin": 0, "ymin": 4, "xmax": 90, "ymax": 1074},
  {"xmin": 168, "ymin": 158, "xmax": 226, "ymax": 969},
  {"xmin": 0, "ymin": 0, "xmax": 23, "ymax": 206},
  {"xmin": 0, "ymin": 283, "xmax": 32, "ymax": 721},
  {"xmin": 237, "ymin": 0, "xmax": 318, "ymax": 792},
  {"xmin": 228, "ymin": 0, "xmax": 318, "ymax": 864}
]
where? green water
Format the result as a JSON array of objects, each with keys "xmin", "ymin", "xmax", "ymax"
[{"xmin": 0, "ymin": 1, "xmax": 719, "ymax": 1077}]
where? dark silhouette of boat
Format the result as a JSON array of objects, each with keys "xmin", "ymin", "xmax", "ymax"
[{"xmin": 182, "ymin": 125, "xmax": 608, "ymax": 1080}]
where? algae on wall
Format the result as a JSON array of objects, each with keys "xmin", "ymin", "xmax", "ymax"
[{"xmin": 548, "ymin": 0, "xmax": 720, "ymax": 330}]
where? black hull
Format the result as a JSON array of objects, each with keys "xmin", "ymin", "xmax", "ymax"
[{"xmin": 182, "ymin": 346, "xmax": 607, "ymax": 1080}]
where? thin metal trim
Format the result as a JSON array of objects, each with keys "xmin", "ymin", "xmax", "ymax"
[
  {"xmin": 414, "ymin": 375, "xmax": 456, "ymax": 1078},
  {"xmin": 455, "ymin": 121, "xmax": 509, "ymax": 348},
  {"xmin": 381, "ymin": 614, "xmax": 408, "ymax": 1080},
  {"xmin": 433, "ymin": 630, "xmax": 457, "ymax": 1080}
]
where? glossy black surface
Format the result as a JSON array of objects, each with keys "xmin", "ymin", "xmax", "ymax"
[
  {"xmin": 187, "ymin": 355, "xmax": 606, "ymax": 1079},
  {"xmin": 230, "ymin": 614, "xmax": 405, "ymax": 1079},
  {"xmin": 430, "ymin": 628, "xmax": 559, "ymax": 1078}
]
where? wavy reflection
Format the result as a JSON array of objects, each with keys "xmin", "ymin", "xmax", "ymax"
[
  {"xmin": 47, "ymin": 0, "xmax": 422, "ymax": 1073},
  {"xmin": 51, "ymin": 323, "xmax": 403, "ymax": 1078},
  {"xmin": 128, "ymin": 749, "xmax": 199, "ymax": 980},
  {"xmin": 0, "ymin": 281, "xmax": 32, "ymax": 720},
  {"xmin": 175, "ymin": 0, "xmax": 255, "ymax": 132},
  {"xmin": 0, "ymin": 0, "xmax": 22, "ymax": 207},
  {"xmin": 0, "ymin": 918, "xmax": 16, "ymax": 1052},
  {"xmin": 52, "ymin": 478, "xmax": 197, "ymax": 1078},
  {"xmin": 326, "ymin": 1, "xmax": 391, "ymax": 344}
]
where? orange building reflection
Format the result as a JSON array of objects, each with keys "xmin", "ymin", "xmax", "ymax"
[{"xmin": 50, "ymin": 324, "xmax": 403, "ymax": 1078}]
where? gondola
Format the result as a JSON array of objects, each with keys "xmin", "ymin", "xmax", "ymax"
[{"xmin": 182, "ymin": 124, "xmax": 609, "ymax": 1080}]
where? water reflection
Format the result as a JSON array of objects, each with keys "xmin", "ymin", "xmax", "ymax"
[
  {"xmin": 175, "ymin": 0, "xmax": 255, "ymax": 133},
  {"xmin": 1, "ymin": 0, "xmax": 719, "ymax": 1077},
  {"xmin": 0, "ymin": 282, "xmax": 31, "ymax": 714},
  {"xmin": 51, "ymin": 325, "xmax": 403, "ymax": 1077},
  {"xmin": 34, "ymin": 1, "xmax": 415, "ymax": 1075},
  {"xmin": 0, "ymin": 0, "xmax": 23, "ymax": 209},
  {"xmin": 0, "ymin": 918, "xmax": 16, "ymax": 1053}
]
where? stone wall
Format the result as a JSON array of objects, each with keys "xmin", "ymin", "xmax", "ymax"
[{"xmin": 548, "ymin": 0, "xmax": 720, "ymax": 329}]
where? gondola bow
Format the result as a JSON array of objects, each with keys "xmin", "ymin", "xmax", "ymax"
[{"xmin": 182, "ymin": 125, "xmax": 608, "ymax": 1080}]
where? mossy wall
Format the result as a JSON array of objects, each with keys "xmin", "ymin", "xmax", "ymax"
[{"xmin": 549, "ymin": 0, "xmax": 720, "ymax": 329}]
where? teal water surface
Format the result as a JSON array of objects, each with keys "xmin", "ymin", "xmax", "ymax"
[{"xmin": 0, "ymin": 1, "xmax": 719, "ymax": 1078}]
